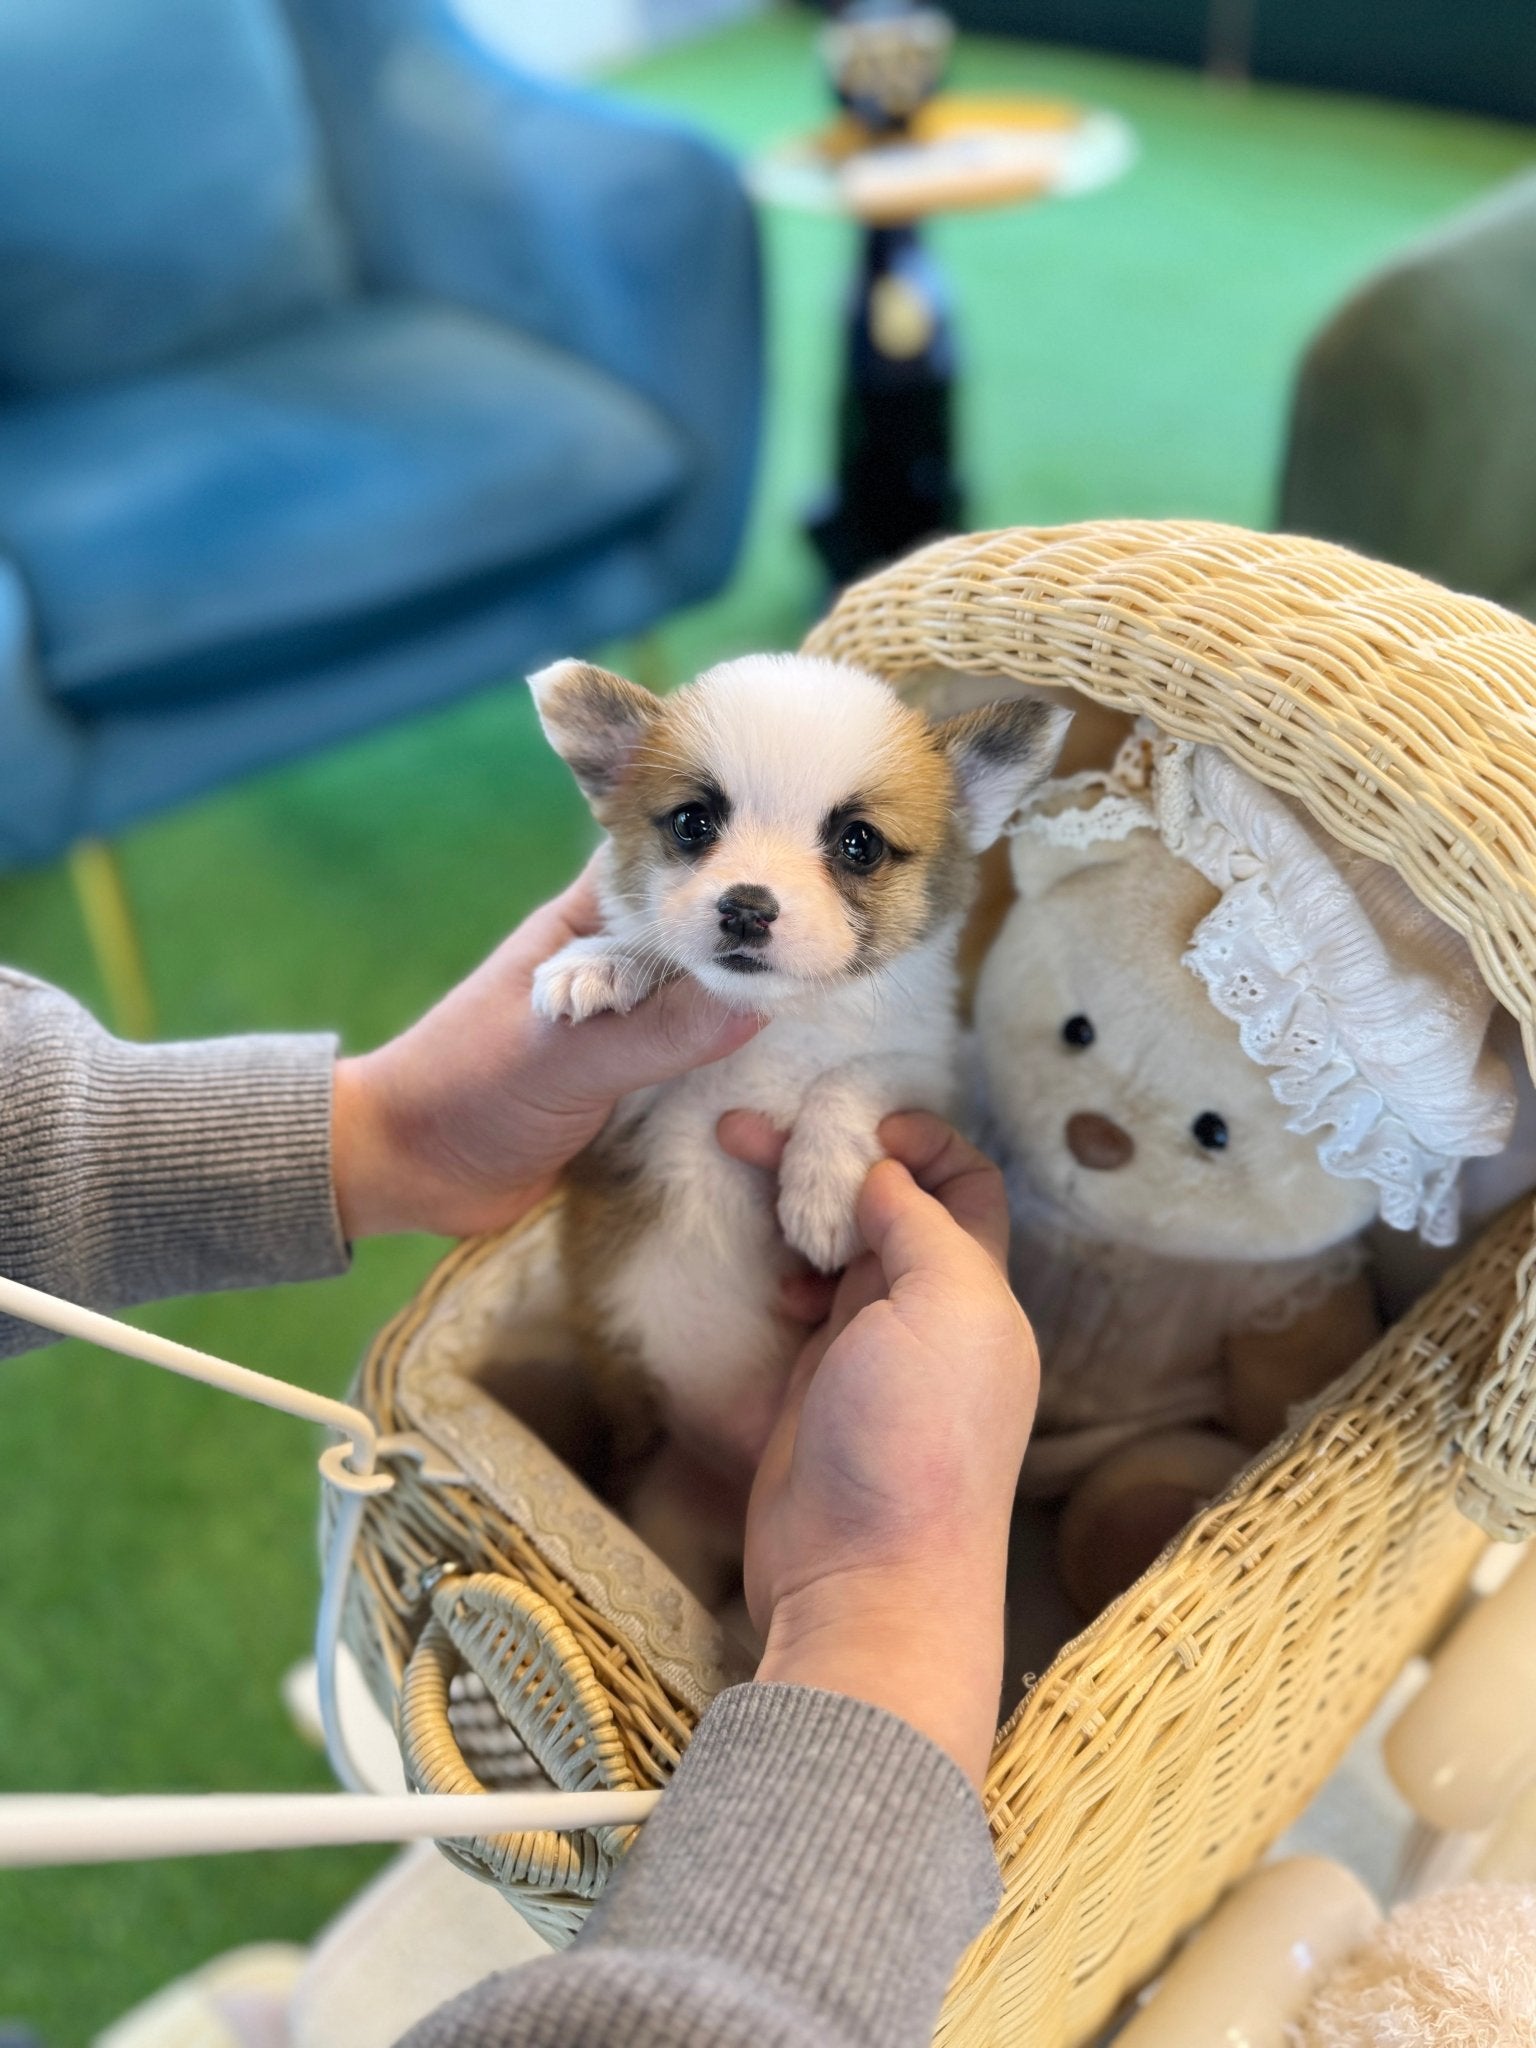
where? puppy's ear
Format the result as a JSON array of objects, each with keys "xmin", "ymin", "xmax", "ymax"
[
  {"xmin": 528, "ymin": 660, "xmax": 662, "ymax": 810},
  {"xmin": 934, "ymin": 698, "xmax": 1072, "ymax": 852}
]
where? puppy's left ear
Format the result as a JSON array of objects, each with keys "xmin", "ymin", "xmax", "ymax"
[
  {"xmin": 528, "ymin": 659, "xmax": 662, "ymax": 812},
  {"xmin": 935, "ymin": 698, "xmax": 1073, "ymax": 851}
]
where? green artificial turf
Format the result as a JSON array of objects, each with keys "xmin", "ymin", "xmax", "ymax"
[{"xmin": 1, "ymin": 10, "xmax": 1532, "ymax": 2040}]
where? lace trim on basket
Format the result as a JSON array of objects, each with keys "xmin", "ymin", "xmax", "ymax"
[
  {"xmin": 1006, "ymin": 770, "xmax": 1155, "ymax": 848},
  {"xmin": 999, "ymin": 1140, "xmax": 1369, "ymax": 1332},
  {"xmin": 1236, "ymin": 1232, "xmax": 1370, "ymax": 1334}
]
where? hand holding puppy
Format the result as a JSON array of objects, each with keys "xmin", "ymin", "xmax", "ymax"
[
  {"xmin": 332, "ymin": 857, "xmax": 761, "ymax": 1240},
  {"xmin": 721, "ymin": 1110, "xmax": 1040, "ymax": 1789}
]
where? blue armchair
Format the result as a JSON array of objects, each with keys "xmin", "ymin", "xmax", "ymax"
[{"xmin": 0, "ymin": 0, "xmax": 761, "ymax": 1021}]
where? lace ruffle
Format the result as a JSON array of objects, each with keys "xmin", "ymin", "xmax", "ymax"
[
  {"xmin": 1169, "ymin": 746, "xmax": 1514, "ymax": 1246},
  {"xmin": 1000, "ymin": 1144, "xmax": 1369, "ymax": 1329},
  {"xmin": 1012, "ymin": 726, "xmax": 1516, "ymax": 1245},
  {"xmin": 1006, "ymin": 770, "xmax": 1154, "ymax": 849},
  {"xmin": 1186, "ymin": 882, "xmax": 1453, "ymax": 1239}
]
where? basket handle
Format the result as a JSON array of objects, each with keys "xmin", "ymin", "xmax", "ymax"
[{"xmin": 398, "ymin": 1572, "xmax": 648, "ymax": 1899}]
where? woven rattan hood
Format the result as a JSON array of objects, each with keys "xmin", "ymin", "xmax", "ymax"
[
  {"xmin": 345, "ymin": 519, "xmax": 1536, "ymax": 2043},
  {"xmin": 804, "ymin": 519, "xmax": 1536, "ymax": 1540}
]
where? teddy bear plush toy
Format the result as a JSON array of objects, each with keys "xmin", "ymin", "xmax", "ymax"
[
  {"xmin": 1293, "ymin": 1883, "xmax": 1536, "ymax": 2047},
  {"xmin": 1113, "ymin": 1867, "xmax": 1536, "ymax": 2046},
  {"xmin": 973, "ymin": 722, "xmax": 1516, "ymax": 1615}
]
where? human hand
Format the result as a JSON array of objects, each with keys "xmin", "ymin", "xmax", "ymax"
[
  {"xmin": 716, "ymin": 1111, "xmax": 1038, "ymax": 1787},
  {"xmin": 332, "ymin": 857, "xmax": 762, "ymax": 1238}
]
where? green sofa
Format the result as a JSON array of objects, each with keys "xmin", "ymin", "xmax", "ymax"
[{"xmin": 1280, "ymin": 171, "xmax": 1536, "ymax": 620}]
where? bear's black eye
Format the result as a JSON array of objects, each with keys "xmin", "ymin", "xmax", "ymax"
[
  {"xmin": 1061, "ymin": 1014, "xmax": 1095, "ymax": 1049},
  {"xmin": 1192, "ymin": 1111, "xmax": 1230, "ymax": 1151},
  {"xmin": 668, "ymin": 803, "xmax": 717, "ymax": 850},
  {"xmin": 838, "ymin": 820, "xmax": 886, "ymax": 869}
]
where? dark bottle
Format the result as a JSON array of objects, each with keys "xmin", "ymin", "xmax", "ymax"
[
  {"xmin": 807, "ymin": 219, "xmax": 963, "ymax": 585},
  {"xmin": 807, "ymin": 1, "xmax": 962, "ymax": 583}
]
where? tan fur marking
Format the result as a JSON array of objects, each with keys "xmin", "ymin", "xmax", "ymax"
[
  {"xmin": 532, "ymin": 661, "xmax": 662, "ymax": 811},
  {"xmin": 831, "ymin": 715, "xmax": 961, "ymax": 967},
  {"xmin": 601, "ymin": 686, "xmax": 978, "ymax": 969},
  {"xmin": 599, "ymin": 710, "xmax": 719, "ymax": 917}
]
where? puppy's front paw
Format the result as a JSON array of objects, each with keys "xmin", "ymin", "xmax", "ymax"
[
  {"xmin": 777, "ymin": 1125, "xmax": 879, "ymax": 1274},
  {"xmin": 533, "ymin": 940, "xmax": 652, "ymax": 1023}
]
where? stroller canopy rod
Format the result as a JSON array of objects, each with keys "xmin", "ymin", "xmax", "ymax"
[
  {"xmin": 0, "ymin": 1790, "xmax": 663, "ymax": 1868},
  {"xmin": 0, "ymin": 1272, "xmax": 656, "ymax": 1829},
  {"xmin": 0, "ymin": 1270, "xmax": 399, "ymax": 1797},
  {"xmin": 0, "ymin": 1273, "xmax": 387, "ymax": 1488}
]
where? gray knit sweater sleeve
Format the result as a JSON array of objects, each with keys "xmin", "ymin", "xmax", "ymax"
[
  {"xmin": 0, "ymin": 968, "xmax": 348, "ymax": 1353},
  {"xmin": 398, "ymin": 1683, "xmax": 1002, "ymax": 2048},
  {"xmin": 0, "ymin": 970, "xmax": 1002, "ymax": 2040}
]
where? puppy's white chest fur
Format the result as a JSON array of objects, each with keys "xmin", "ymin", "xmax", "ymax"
[{"xmin": 595, "ymin": 927, "xmax": 961, "ymax": 1458}]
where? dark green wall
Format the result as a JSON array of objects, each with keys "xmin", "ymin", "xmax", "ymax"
[{"xmin": 940, "ymin": 0, "xmax": 1536, "ymax": 123}]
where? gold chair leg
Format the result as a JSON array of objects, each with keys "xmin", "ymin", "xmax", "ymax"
[{"xmin": 67, "ymin": 839, "xmax": 155, "ymax": 1040}]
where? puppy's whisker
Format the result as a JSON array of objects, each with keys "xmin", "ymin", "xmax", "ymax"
[{"xmin": 615, "ymin": 923, "xmax": 686, "ymax": 983}]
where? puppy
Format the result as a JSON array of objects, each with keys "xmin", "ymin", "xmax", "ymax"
[{"xmin": 529, "ymin": 652, "xmax": 1067, "ymax": 1593}]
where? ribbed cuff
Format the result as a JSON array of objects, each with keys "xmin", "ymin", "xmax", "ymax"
[
  {"xmin": 0, "ymin": 974, "xmax": 349, "ymax": 1351},
  {"xmin": 584, "ymin": 1682, "xmax": 1002, "ymax": 2042},
  {"xmin": 79, "ymin": 1026, "xmax": 350, "ymax": 1293}
]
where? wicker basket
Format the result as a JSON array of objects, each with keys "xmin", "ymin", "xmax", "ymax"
[{"xmin": 341, "ymin": 521, "xmax": 1536, "ymax": 2045}]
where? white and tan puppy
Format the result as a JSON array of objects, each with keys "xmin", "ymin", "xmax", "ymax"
[{"xmin": 529, "ymin": 652, "xmax": 1067, "ymax": 1582}]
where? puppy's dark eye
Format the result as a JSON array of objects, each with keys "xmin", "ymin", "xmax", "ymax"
[
  {"xmin": 668, "ymin": 803, "xmax": 717, "ymax": 850},
  {"xmin": 838, "ymin": 820, "xmax": 886, "ymax": 869},
  {"xmin": 1192, "ymin": 1111, "xmax": 1229, "ymax": 1151},
  {"xmin": 1061, "ymin": 1014, "xmax": 1095, "ymax": 1049}
]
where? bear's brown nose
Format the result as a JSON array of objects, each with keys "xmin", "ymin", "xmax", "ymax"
[{"xmin": 1065, "ymin": 1111, "xmax": 1135, "ymax": 1171}]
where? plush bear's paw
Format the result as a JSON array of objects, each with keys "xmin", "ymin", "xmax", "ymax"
[
  {"xmin": 532, "ymin": 940, "xmax": 652, "ymax": 1023},
  {"xmin": 1057, "ymin": 1430, "xmax": 1249, "ymax": 1617},
  {"xmin": 777, "ymin": 1125, "xmax": 878, "ymax": 1274}
]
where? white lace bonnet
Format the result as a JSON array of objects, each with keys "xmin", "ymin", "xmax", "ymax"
[{"xmin": 1014, "ymin": 721, "xmax": 1517, "ymax": 1245}]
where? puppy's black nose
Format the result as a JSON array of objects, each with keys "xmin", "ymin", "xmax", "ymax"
[{"xmin": 717, "ymin": 886, "xmax": 779, "ymax": 946}]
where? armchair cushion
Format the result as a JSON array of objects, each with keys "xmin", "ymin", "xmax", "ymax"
[
  {"xmin": 288, "ymin": 0, "xmax": 762, "ymax": 601},
  {"xmin": 0, "ymin": 0, "xmax": 350, "ymax": 393},
  {"xmin": 0, "ymin": 299, "xmax": 688, "ymax": 713}
]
